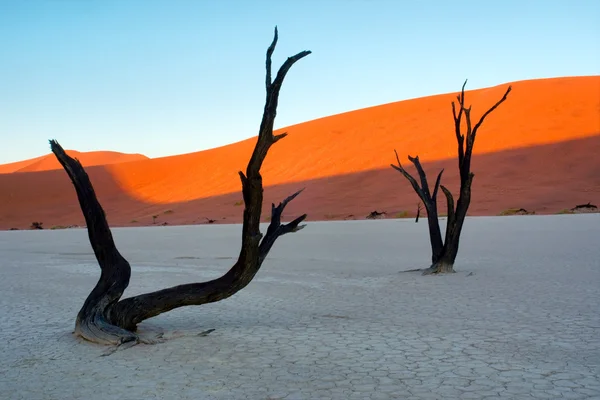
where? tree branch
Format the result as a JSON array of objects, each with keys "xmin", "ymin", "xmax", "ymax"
[
  {"xmin": 459, "ymin": 79, "xmax": 467, "ymax": 104},
  {"xmin": 250, "ymin": 28, "xmax": 311, "ymax": 176},
  {"xmin": 49, "ymin": 140, "xmax": 120, "ymax": 261},
  {"xmin": 462, "ymin": 84, "xmax": 511, "ymax": 179},
  {"xmin": 265, "ymin": 26, "xmax": 278, "ymax": 89},
  {"xmin": 461, "ymin": 105, "xmax": 474, "ymax": 180},
  {"xmin": 50, "ymin": 140, "xmax": 135, "ymax": 344},
  {"xmin": 472, "ymin": 85, "xmax": 512, "ymax": 138},
  {"xmin": 440, "ymin": 185, "xmax": 455, "ymax": 227},
  {"xmin": 390, "ymin": 150, "xmax": 425, "ymax": 200},
  {"xmin": 407, "ymin": 155, "xmax": 433, "ymax": 200},
  {"xmin": 452, "ymin": 79, "xmax": 467, "ymax": 167},
  {"xmin": 259, "ymin": 188, "xmax": 308, "ymax": 263},
  {"xmin": 431, "ymin": 169, "xmax": 444, "ymax": 201}
]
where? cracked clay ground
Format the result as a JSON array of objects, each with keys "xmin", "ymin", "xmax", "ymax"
[{"xmin": 0, "ymin": 215, "xmax": 599, "ymax": 400}]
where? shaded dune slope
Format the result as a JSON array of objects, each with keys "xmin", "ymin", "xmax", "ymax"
[{"xmin": 0, "ymin": 76, "xmax": 598, "ymax": 229}]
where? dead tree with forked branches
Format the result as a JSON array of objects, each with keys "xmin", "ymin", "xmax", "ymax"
[
  {"xmin": 50, "ymin": 27, "xmax": 310, "ymax": 346},
  {"xmin": 392, "ymin": 81, "xmax": 511, "ymax": 274}
]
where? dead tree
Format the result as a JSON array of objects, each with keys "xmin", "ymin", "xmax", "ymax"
[
  {"xmin": 50, "ymin": 27, "xmax": 310, "ymax": 345},
  {"xmin": 415, "ymin": 202, "xmax": 422, "ymax": 223},
  {"xmin": 392, "ymin": 81, "xmax": 511, "ymax": 274}
]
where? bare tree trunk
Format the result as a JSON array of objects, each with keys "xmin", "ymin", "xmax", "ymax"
[
  {"xmin": 392, "ymin": 81, "xmax": 511, "ymax": 275},
  {"xmin": 50, "ymin": 27, "xmax": 311, "ymax": 345},
  {"xmin": 415, "ymin": 202, "xmax": 422, "ymax": 223}
]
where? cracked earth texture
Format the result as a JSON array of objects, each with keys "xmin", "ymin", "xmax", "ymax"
[{"xmin": 0, "ymin": 215, "xmax": 598, "ymax": 400}]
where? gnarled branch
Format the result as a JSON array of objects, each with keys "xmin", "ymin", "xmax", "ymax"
[
  {"xmin": 431, "ymin": 169, "xmax": 444, "ymax": 202},
  {"xmin": 472, "ymin": 86, "xmax": 512, "ymax": 137},
  {"xmin": 451, "ymin": 79, "xmax": 467, "ymax": 168},
  {"xmin": 50, "ymin": 140, "xmax": 135, "ymax": 345},
  {"xmin": 391, "ymin": 150, "xmax": 424, "ymax": 200},
  {"xmin": 407, "ymin": 155, "xmax": 433, "ymax": 200},
  {"xmin": 440, "ymin": 185, "xmax": 455, "ymax": 228},
  {"xmin": 259, "ymin": 188, "xmax": 307, "ymax": 263}
]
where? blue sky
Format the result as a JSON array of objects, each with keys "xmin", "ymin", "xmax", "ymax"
[{"xmin": 1, "ymin": 0, "xmax": 598, "ymax": 164}]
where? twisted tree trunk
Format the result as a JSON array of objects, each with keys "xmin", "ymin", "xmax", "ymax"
[
  {"xmin": 50, "ymin": 27, "xmax": 311, "ymax": 345},
  {"xmin": 392, "ymin": 81, "xmax": 511, "ymax": 274}
]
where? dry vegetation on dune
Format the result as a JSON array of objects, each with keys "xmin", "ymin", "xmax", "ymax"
[{"xmin": 0, "ymin": 75, "xmax": 599, "ymax": 230}]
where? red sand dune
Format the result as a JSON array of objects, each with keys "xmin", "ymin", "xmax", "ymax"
[
  {"xmin": 0, "ymin": 76, "xmax": 598, "ymax": 230},
  {"xmin": 0, "ymin": 151, "xmax": 148, "ymax": 174}
]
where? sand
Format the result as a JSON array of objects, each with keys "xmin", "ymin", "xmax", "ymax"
[
  {"xmin": 0, "ymin": 76, "xmax": 598, "ymax": 230},
  {"xmin": 0, "ymin": 150, "xmax": 148, "ymax": 174},
  {"xmin": 0, "ymin": 216, "xmax": 598, "ymax": 399}
]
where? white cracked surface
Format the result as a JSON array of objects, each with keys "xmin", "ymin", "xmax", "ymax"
[{"xmin": 0, "ymin": 215, "xmax": 599, "ymax": 399}]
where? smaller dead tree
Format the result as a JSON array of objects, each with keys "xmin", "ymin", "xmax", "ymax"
[
  {"xmin": 415, "ymin": 202, "xmax": 422, "ymax": 223},
  {"xmin": 392, "ymin": 81, "xmax": 511, "ymax": 274}
]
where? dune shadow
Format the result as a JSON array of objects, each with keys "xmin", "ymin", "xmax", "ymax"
[{"xmin": 1, "ymin": 135, "xmax": 599, "ymax": 230}]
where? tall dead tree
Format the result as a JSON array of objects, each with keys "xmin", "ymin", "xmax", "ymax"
[
  {"xmin": 392, "ymin": 81, "xmax": 511, "ymax": 274},
  {"xmin": 50, "ymin": 27, "xmax": 310, "ymax": 345}
]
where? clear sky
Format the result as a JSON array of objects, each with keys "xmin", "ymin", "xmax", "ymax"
[{"xmin": 1, "ymin": 0, "xmax": 598, "ymax": 164}]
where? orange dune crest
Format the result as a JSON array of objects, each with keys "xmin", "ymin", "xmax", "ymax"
[
  {"xmin": 0, "ymin": 151, "xmax": 148, "ymax": 174},
  {"xmin": 0, "ymin": 76, "xmax": 598, "ymax": 229},
  {"xmin": 104, "ymin": 75, "xmax": 600, "ymax": 204}
]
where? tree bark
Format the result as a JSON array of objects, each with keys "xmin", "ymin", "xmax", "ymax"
[
  {"xmin": 392, "ymin": 81, "xmax": 511, "ymax": 274},
  {"xmin": 51, "ymin": 27, "xmax": 311, "ymax": 345}
]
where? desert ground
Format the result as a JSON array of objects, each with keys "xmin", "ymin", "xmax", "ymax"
[
  {"xmin": 0, "ymin": 216, "xmax": 598, "ymax": 399},
  {"xmin": 1, "ymin": 76, "xmax": 599, "ymax": 230}
]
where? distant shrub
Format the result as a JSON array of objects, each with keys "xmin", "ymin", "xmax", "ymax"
[
  {"xmin": 163, "ymin": 209, "xmax": 174, "ymax": 214},
  {"xmin": 50, "ymin": 225, "xmax": 68, "ymax": 230},
  {"xmin": 366, "ymin": 211, "xmax": 386, "ymax": 219},
  {"xmin": 556, "ymin": 209, "xmax": 574, "ymax": 215},
  {"xmin": 233, "ymin": 201, "xmax": 243, "ymax": 206},
  {"xmin": 499, "ymin": 208, "xmax": 535, "ymax": 216},
  {"xmin": 130, "ymin": 219, "xmax": 138, "ymax": 223},
  {"xmin": 30, "ymin": 222, "xmax": 43, "ymax": 230},
  {"xmin": 394, "ymin": 211, "xmax": 410, "ymax": 218},
  {"xmin": 570, "ymin": 202, "xmax": 598, "ymax": 213}
]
